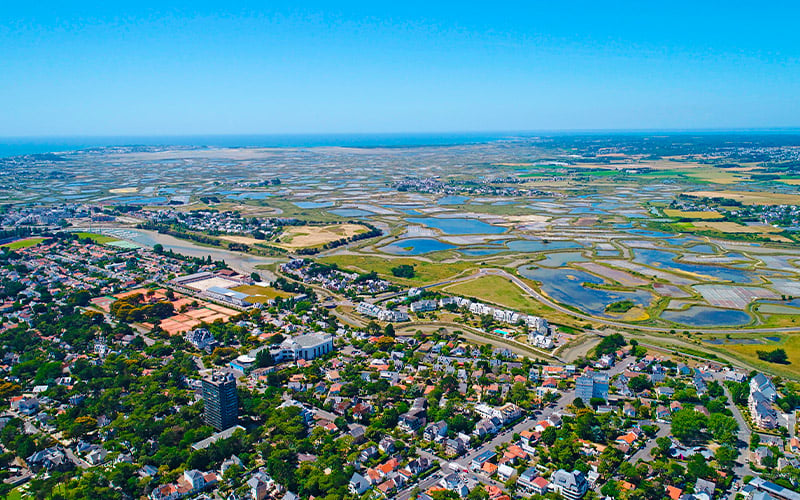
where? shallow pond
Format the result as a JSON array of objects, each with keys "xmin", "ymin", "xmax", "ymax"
[
  {"xmin": 436, "ymin": 195, "xmax": 470, "ymax": 205},
  {"xmin": 507, "ymin": 239, "xmax": 582, "ymax": 253},
  {"xmin": 661, "ymin": 306, "xmax": 751, "ymax": 327},
  {"xmin": 293, "ymin": 201, "xmax": 334, "ymax": 209},
  {"xmin": 458, "ymin": 247, "xmax": 507, "ymax": 256},
  {"xmin": 226, "ymin": 192, "xmax": 274, "ymax": 200},
  {"xmin": 518, "ymin": 265, "xmax": 653, "ymax": 316},
  {"xmin": 406, "ymin": 217, "xmax": 507, "ymax": 235},
  {"xmin": 633, "ymin": 248, "xmax": 756, "ymax": 283},
  {"xmin": 536, "ymin": 251, "xmax": 588, "ymax": 267},
  {"xmin": 379, "ymin": 238, "xmax": 456, "ymax": 255},
  {"xmin": 328, "ymin": 208, "xmax": 373, "ymax": 217}
]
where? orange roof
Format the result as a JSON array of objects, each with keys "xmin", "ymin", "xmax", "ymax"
[
  {"xmin": 482, "ymin": 462, "xmax": 498, "ymax": 475},
  {"xmin": 666, "ymin": 485, "xmax": 683, "ymax": 500},
  {"xmin": 507, "ymin": 445, "xmax": 527, "ymax": 458},
  {"xmin": 486, "ymin": 484, "xmax": 502, "ymax": 497},
  {"xmin": 620, "ymin": 481, "xmax": 636, "ymax": 491}
]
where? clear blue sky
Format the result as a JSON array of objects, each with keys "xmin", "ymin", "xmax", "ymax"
[{"xmin": 2, "ymin": 1, "xmax": 799, "ymax": 136}]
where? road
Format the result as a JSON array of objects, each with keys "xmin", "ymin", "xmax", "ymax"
[
  {"xmin": 719, "ymin": 382, "xmax": 755, "ymax": 498},
  {"xmin": 629, "ymin": 423, "xmax": 670, "ymax": 463}
]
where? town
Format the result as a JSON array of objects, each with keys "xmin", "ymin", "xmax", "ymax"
[{"xmin": 1, "ymin": 228, "xmax": 799, "ymax": 500}]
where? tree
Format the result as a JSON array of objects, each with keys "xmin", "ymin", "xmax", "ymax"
[
  {"xmin": 655, "ymin": 436, "xmax": 672, "ymax": 458},
  {"xmin": 467, "ymin": 485, "xmax": 489, "ymax": 500},
  {"xmin": 255, "ymin": 349, "xmax": 274, "ymax": 368},
  {"xmin": 250, "ymin": 272, "xmax": 261, "ymax": 281},
  {"xmin": 431, "ymin": 491, "xmax": 460, "ymax": 500},
  {"xmin": 757, "ymin": 348, "xmax": 789, "ymax": 364},
  {"xmin": 715, "ymin": 445, "xmax": 738, "ymax": 470},
  {"xmin": 628, "ymin": 375, "xmax": 653, "ymax": 393},
  {"xmin": 390, "ymin": 264, "xmax": 415, "ymax": 278},
  {"xmin": 750, "ymin": 433, "xmax": 761, "ymax": 450},
  {"xmin": 384, "ymin": 323, "xmax": 395, "ymax": 337},
  {"xmin": 540, "ymin": 425, "xmax": 557, "ymax": 446},
  {"xmin": 671, "ymin": 409, "xmax": 708, "ymax": 445},
  {"xmin": 595, "ymin": 333, "xmax": 626, "ymax": 358},
  {"xmin": 153, "ymin": 243, "xmax": 164, "ymax": 254},
  {"xmin": 707, "ymin": 413, "xmax": 738, "ymax": 446}
]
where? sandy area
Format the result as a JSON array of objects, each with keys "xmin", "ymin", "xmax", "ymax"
[{"xmin": 277, "ymin": 223, "xmax": 368, "ymax": 249}]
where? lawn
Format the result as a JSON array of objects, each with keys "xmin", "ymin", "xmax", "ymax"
[
  {"xmin": 723, "ymin": 334, "xmax": 800, "ymax": 379},
  {"xmin": 438, "ymin": 274, "xmax": 565, "ymax": 320},
  {"xmin": 1, "ymin": 237, "xmax": 46, "ymax": 249},
  {"xmin": 74, "ymin": 232, "xmax": 120, "ymax": 244},
  {"xmin": 440, "ymin": 275, "xmax": 530, "ymax": 310},
  {"xmin": 319, "ymin": 254, "xmax": 476, "ymax": 285}
]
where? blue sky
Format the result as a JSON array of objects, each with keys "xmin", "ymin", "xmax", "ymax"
[{"xmin": 2, "ymin": 1, "xmax": 799, "ymax": 136}]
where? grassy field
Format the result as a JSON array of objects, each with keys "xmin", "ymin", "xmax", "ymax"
[
  {"xmin": 663, "ymin": 209, "xmax": 724, "ymax": 220},
  {"xmin": 1, "ymin": 237, "xmax": 46, "ymax": 249},
  {"xmin": 722, "ymin": 334, "xmax": 800, "ymax": 379},
  {"xmin": 437, "ymin": 274, "xmax": 584, "ymax": 328},
  {"xmin": 231, "ymin": 284, "xmax": 293, "ymax": 303},
  {"xmin": 319, "ymin": 254, "xmax": 476, "ymax": 284},
  {"xmin": 75, "ymin": 232, "xmax": 120, "ymax": 244}
]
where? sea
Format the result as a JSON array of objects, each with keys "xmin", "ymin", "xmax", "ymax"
[{"xmin": 0, "ymin": 132, "xmax": 522, "ymax": 158}]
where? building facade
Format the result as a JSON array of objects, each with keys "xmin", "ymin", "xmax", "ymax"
[{"xmin": 202, "ymin": 372, "xmax": 238, "ymax": 431}]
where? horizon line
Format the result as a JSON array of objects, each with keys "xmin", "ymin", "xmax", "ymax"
[{"xmin": 3, "ymin": 126, "xmax": 800, "ymax": 141}]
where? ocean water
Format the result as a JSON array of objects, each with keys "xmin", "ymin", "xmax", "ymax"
[{"xmin": 0, "ymin": 132, "xmax": 519, "ymax": 158}]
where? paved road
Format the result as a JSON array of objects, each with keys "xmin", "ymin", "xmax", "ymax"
[{"xmin": 629, "ymin": 423, "xmax": 670, "ymax": 463}]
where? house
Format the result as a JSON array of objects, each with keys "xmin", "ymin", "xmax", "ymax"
[
  {"xmin": 497, "ymin": 464, "xmax": 516, "ymax": 482},
  {"xmin": 378, "ymin": 437, "xmax": 395, "ymax": 454},
  {"xmin": 666, "ymin": 485, "xmax": 683, "ymax": 500},
  {"xmin": 247, "ymin": 471, "xmax": 274, "ymax": 500},
  {"xmin": 656, "ymin": 386, "xmax": 675, "ymax": 398},
  {"xmin": 518, "ymin": 467, "xmax": 549, "ymax": 495},
  {"xmin": 471, "ymin": 450, "xmax": 497, "ymax": 470},
  {"xmin": 439, "ymin": 473, "xmax": 469, "ymax": 498},
  {"xmin": 398, "ymin": 409, "xmax": 426, "ymax": 433},
  {"xmin": 695, "ymin": 478, "xmax": 716, "ymax": 498},
  {"xmin": 424, "ymin": 421, "xmax": 449, "ymax": 441},
  {"xmin": 623, "ymin": 402, "xmax": 636, "ymax": 418},
  {"xmin": 349, "ymin": 472, "xmax": 371, "ymax": 495},
  {"xmin": 549, "ymin": 469, "xmax": 588, "ymax": 500},
  {"xmin": 360, "ymin": 446, "xmax": 378, "ymax": 462},
  {"xmin": 750, "ymin": 373, "xmax": 778, "ymax": 401},
  {"xmin": 26, "ymin": 446, "xmax": 73, "ymax": 472},
  {"xmin": 752, "ymin": 446, "xmax": 774, "ymax": 467},
  {"xmin": 446, "ymin": 438, "xmax": 466, "ymax": 456},
  {"xmin": 749, "ymin": 390, "xmax": 779, "ymax": 429},
  {"xmin": 473, "ymin": 418, "xmax": 499, "ymax": 437}
]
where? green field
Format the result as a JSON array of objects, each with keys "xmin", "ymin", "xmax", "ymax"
[
  {"xmin": 75, "ymin": 232, "xmax": 120, "ymax": 244},
  {"xmin": 319, "ymin": 254, "xmax": 476, "ymax": 285},
  {"xmin": 1, "ymin": 237, "xmax": 46, "ymax": 249},
  {"xmin": 723, "ymin": 334, "xmax": 800, "ymax": 379},
  {"xmin": 437, "ymin": 274, "xmax": 584, "ymax": 328}
]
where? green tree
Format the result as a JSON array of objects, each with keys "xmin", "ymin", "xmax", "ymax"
[{"xmin": 671, "ymin": 409, "xmax": 708, "ymax": 445}]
